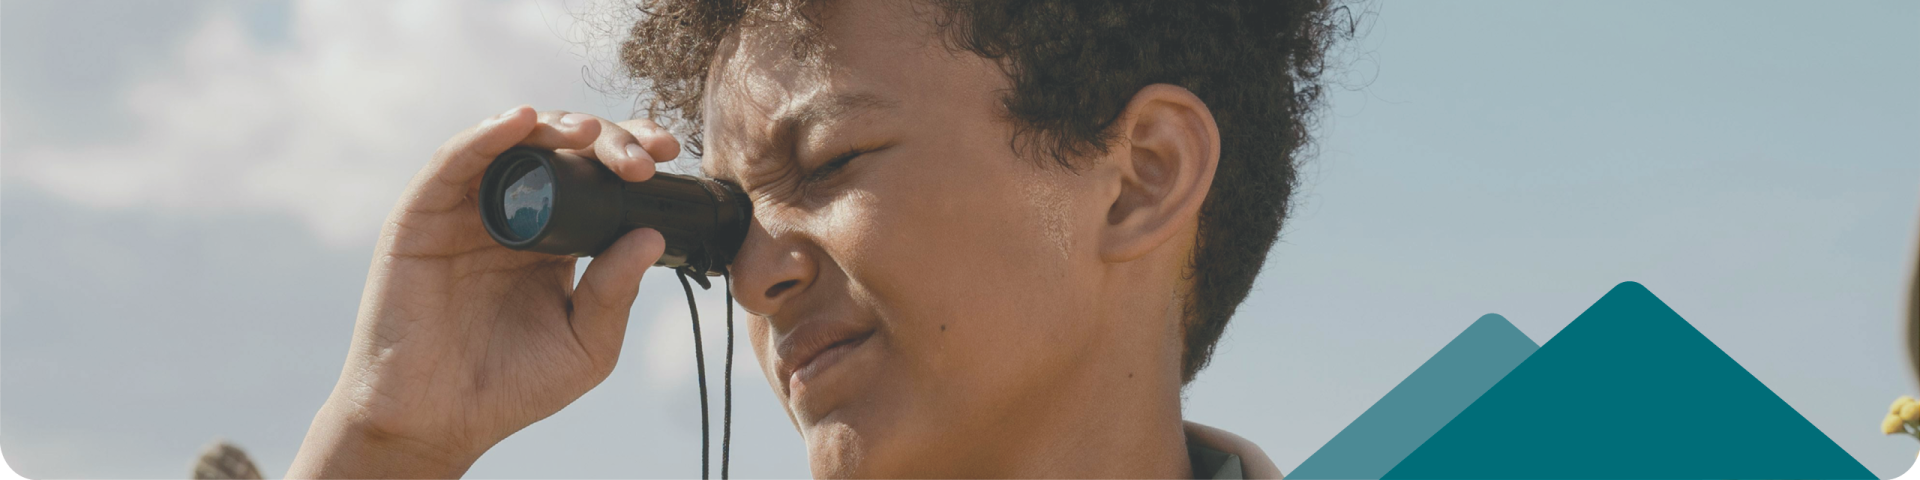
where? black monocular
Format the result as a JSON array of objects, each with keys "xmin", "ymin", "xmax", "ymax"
[
  {"xmin": 482, "ymin": 146, "xmax": 748, "ymax": 478},
  {"xmin": 478, "ymin": 146, "xmax": 750, "ymax": 280}
]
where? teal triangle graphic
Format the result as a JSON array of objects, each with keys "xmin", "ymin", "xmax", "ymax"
[
  {"xmin": 1382, "ymin": 282, "xmax": 1874, "ymax": 479},
  {"xmin": 1290, "ymin": 314, "xmax": 1539, "ymax": 480}
]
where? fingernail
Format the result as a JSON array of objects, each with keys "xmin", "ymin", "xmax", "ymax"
[
  {"xmin": 560, "ymin": 113, "xmax": 593, "ymax": 128},
  {"xmin": 495, "ymin": 106, "xmax": 522, "ymax": 120},
  {"xmin": 624, "ymin": 143, "xmax": 648, "ymax": 162}
]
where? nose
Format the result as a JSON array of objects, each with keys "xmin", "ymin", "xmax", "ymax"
[{"xmin": 728, "ymin": 218, "xmax": 817, "ymax": 319}]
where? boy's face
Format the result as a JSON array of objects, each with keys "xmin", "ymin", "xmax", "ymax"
[{"xmin": 700, "ymin": 1, "xmax": 1130, "ymax": 477}]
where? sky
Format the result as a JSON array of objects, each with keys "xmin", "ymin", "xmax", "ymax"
[{"xmin": 2, "ymin": 0, "xmax": 1917, "ymax": 478}]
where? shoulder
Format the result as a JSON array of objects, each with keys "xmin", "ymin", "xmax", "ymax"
[{"xmin": 1185, "ymin": 421, "xmax": 1284, "ymax": 479}]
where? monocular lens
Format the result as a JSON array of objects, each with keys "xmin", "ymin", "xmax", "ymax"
[
  {"xmin": 479, "ymin": 146, "xmax": 749, "ymax": 275},
  {"xmin": 501, "ymin": 163, "xmax": 553, "ymax": 241}
]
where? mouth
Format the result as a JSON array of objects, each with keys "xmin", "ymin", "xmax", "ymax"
[{"xmin": 779, "ymin": 327, "xmax": 876, "ymax": 394}]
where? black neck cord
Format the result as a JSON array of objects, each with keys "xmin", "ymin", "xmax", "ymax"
[
  {"xmin": 722, "ymin": 271, "xmax": 734, "ymax": 480},
  {"xmin": 674, "ymin": 271, "xmax": 710, "ymax": 479},
  {"xmin": 675, "ymin": 269, "xmax": 735, "ymax": 480}
]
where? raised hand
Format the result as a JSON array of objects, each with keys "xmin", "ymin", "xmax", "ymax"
[{"xmin": 288, "ymin": 107, "xmax": 681, "ymax": 478}]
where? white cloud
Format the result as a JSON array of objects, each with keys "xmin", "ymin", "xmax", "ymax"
[{"xmin": 14, "ymin": 0, "xmax": 641, "ymax": 247}]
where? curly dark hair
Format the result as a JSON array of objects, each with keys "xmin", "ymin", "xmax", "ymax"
[{"xmin": 622, "ymin": 0, "xmax": 1346, "ymax": 383}]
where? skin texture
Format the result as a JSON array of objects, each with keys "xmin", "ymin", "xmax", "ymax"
[
  {"xmin": 704, "ymin": 3, "xmax": 1219, "ymax": 477},
  {"xmin": 288, "ymin": 1, "xmax": 1243, "ymax": 477}
]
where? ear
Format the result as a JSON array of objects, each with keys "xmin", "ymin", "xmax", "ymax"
[{"xmin": 1097, "ymin": 84, "xmax": 1221, "ymax": 264}]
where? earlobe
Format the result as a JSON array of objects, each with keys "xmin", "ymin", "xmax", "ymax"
[{"xmin": 1098, "ymin": 84, "xmax": 1221, "ymax": 264}]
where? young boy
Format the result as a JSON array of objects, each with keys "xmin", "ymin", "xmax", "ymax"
[{"xmin": 289, "ymin": 1, "xmax": 1339, "ymax": 477}]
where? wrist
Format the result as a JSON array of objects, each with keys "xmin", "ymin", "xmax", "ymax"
[{"xmin": 287, "ymin": 402, "xmax": 481, "ymax": 479}]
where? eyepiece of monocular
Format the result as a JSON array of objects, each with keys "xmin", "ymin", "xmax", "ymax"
[{"xmin": 478, "ymin": 146, "xmax": 749, "ymax": 277}]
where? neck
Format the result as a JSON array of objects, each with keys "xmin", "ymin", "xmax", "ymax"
[
  {"xmin": 997, "ymin": 354, "xmax": 1192, "ymax": 478},
  {"xmin": 990, "ymin": 262, "xmax": 1194, "ymax": 478}
]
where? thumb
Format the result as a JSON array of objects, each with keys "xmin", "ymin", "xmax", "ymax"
[{"xmin": 570, "ymin": 227, "xmax": 667, "ymax": 372}]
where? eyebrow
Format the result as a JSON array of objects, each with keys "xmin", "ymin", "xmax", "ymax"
[
  {"xmin": 706, "ymin": 91, "xmax": 899, "ymax": 180},
  {"xmin": 768, "ymin": 91, "xmax": 898, "ymax": 160}
]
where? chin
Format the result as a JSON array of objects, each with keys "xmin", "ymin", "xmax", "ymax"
[
  {"xmin": 808, "ymin": 413, "xmax": 971, "ymax": 479},
  {"xmin": 805, "ymin": 420, "xmax": 869, "ymax": 478}
]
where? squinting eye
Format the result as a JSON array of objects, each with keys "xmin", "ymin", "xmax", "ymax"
[
  {"xmin": 802, "ymin": 144, "xmax": 886, "ymax": 184},
  {"xmin": 805, "ymin": 151, "xmax": 859, "ymax": 182}
]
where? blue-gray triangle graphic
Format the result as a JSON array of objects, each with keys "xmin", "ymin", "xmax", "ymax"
[
  {"xmin": 1289, "ymin": 314, "xmax": 1538, "ymax": 480},
  {"xmin": 1383, "ymin": 282, "xmax": 1874, "ymax": 479}
]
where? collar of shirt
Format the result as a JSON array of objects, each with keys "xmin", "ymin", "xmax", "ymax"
[{"xmin": 1189, "ymin": 441, "xmax": 1246, "ymax": 479}]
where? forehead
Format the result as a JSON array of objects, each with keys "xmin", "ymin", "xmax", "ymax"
[{"xmin": 700, "ymin": 0, "xmax": 1004, "ymax": 177}]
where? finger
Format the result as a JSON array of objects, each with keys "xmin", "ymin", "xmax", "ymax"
[
  {"xmin": 616, "ymin": 118, "xmax": 683, "ymax": 164},
  {"xmin": 570, "ymin": 227, "xmax": 667, "ymax": 371},
  {"xmin": 412, "ymin": 105, "xmax": 541, "ymax": 211},
  {"xmin": 582, "ymin": 116, "xmax": 657, "ymax": 183},
  {"xmin": 523, "ymin": 110, "xmax": 602, "ymax": 152}
]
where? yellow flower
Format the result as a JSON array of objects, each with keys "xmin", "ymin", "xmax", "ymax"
[
  {"xmin": 1893, "ymin": 396, "xmax": 1917, "ymax": 414},
  {"xmin": 1902, "ymin": 403, "xmax": 1920, "ymax": 423},
  {"xmin": 1885, "ymin": 413, "xmax": 1907, "ymax": 435}
]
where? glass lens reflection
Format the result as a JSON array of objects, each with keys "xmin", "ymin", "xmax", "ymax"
[{"xmin": 503, "ymin": 165, "xmax": 553, "ymax": 240}]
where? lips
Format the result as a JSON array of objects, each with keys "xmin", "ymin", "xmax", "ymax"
[{"xmin": 774, "ymin": 319, "xmax": 877, "ymax": 395}]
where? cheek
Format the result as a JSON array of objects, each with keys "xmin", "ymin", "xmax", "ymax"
[
  {"xmin": 853, "ymin": 157, "xmax": 1053, "ymax": 313},
  {"xmin": 827, "ymin": 141, "xmax": 1096, "ymax": 408},
  {"xmin": 1021, "ymin": 175, "xmax": 1079, "ymax": 265}
]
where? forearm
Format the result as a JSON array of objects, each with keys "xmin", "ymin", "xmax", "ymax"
[{"xmin": 286, "ymin": 402, "xmax": 478, "ymax": 479}]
